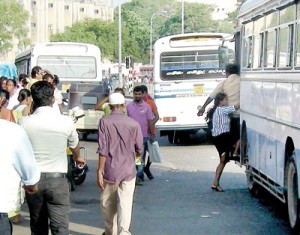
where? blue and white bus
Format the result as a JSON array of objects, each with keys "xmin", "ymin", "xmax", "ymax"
[{"xmin": 237, "ymin": 0, "xmax": 300, "ymax": 231}]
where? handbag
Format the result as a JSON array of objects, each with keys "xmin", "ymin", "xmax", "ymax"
[{"xmin": 147, "ymin": 141, "xmax": 162, "ymax": 163}]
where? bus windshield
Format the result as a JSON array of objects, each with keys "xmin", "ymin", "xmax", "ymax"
[
  {"xmin": 37, "ymin": 55, "xmax": 97, "ymax": 79},
  {"xmin": 160, "ymin": 49, "xmax": 230, "ymax": 80}
]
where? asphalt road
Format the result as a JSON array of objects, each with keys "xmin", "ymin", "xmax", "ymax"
[{"xmin": 13, "ymin": 135, "xmax": 292, "ymax": 235}]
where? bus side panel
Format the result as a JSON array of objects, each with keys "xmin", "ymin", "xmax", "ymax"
[
  {"xmin": 154, "ymin": 80, "xmax": 221, "ymax": 131},
  {"xmin": 242, "ymin": 76, "xmax": 300, "ymax": 188}
]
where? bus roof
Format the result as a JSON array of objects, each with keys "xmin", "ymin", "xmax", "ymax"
[
  {"xmin": 15, "ymin": 42, "xmax": 100, "ymax": 61},
  {"xmin": 238, "ymin": 0, "xmax": 294, "ymax": 21},
  {"xmin": 157, "ymin": 33, "xmax": 232, "ymax": 41},
  {"xmin": 155, "ymin": 33, "xmax": 233, "ymax": 48}
]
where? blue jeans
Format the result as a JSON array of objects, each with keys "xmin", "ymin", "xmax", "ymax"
[
  {"xmin": 0, "ymin": 216, "xmax": 12, "ymax": 235},
  {"xmin": 26, "ymin": 177, "xmax": 70, "ymax": 235},
  {"xmin": 136, "ymin": 138, "xmax": 148, "ymax": 180}
]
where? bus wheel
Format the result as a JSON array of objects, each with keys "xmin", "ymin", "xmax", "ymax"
[
  {"xmin": 168, "ymin": 132, "xmax": 179, "ymax": 144},
  {"xmin": 287, "ymin": 159, "xmax": 300, "ymax": 232},
  {"xmin": 246, "ymin": 166, "xmax": 258, "ymax": 195}
]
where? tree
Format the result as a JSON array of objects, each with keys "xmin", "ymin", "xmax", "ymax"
[
  {"xmin": 0, "ymin": 0, "xmax": 29, "ymax": 54},
  {"xmin": 50, "ymin": 0, "xmax": 238, "ymax": 63}
]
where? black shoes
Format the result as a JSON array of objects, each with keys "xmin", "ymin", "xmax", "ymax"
[
  {"xmin": 144, "ymin": 167, "xmax": 154, "ymax": 180},
  {"xmin": 144, "ymin": 161, "xmax": 154, "ymax": 180}
]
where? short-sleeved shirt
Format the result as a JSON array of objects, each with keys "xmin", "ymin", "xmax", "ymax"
[
  {"xmin": 126, "ymin": 101, "xmax": 153, "ymax": 138},
  {"xmin": 0, "ymin": 119, "xmax": 40, "ymax": 213},
  {"xmin": 20, "ymin": 106, "xmax": 79, "ymax": 173},
  {"xmin": 97, "ymin": 110, "xmax": 143, "ymax": 184},
  {"xmin": 212, "ymin": 105, "xmax": 236, "ymax": 137},
  {"xmin": 210, "ymin": 74, "xmax": 240, "ymax": 114}
]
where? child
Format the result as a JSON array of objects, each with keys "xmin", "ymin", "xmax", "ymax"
[{"xmin": 207, "ymin": 92, "xmax": 240, "ymax": 192}]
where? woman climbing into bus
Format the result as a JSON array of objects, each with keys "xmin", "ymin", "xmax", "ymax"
[{"xmin": 207, "ymin": 92, "xmax": 240, "ymax": 192}]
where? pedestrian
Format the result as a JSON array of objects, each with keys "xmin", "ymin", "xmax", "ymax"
[
  {"xmin": 142, "ymin": 75, "xmax": 148, "ymax": 84},
  {"xmin": 42, "ymin": 73, "xmax": 63, "ymax": 114},
  {"xmin": 140, "ymin": 85, "xmax": 159, "ymax": 180},
  {"xmin": 0, "ymin": 118, "xmax": 40, "ymax": 235},
  {"xmin": 207, "ymin": 92, "xmax": 240, "ymax": 192},
  {"xmin": 6, "ymin": 79, "xmax": 19, "ymax": 110},
  {"xmin": 197, "ymin": 63, "xmax": 240, "ymax": 159},
  {"xmin": 20, "ymin": 81, "xmax": 85, "ymax": 235},
  {"xmin": 95, "ymin": 87, "xmax": 126, "ymax": 116},
  {"xmin": 25, "ymin": 66, "xmax": 44, "ymax": 90},
  {"xmin": 15, "ymin": 73, "xmax": 29, "ymax": 94},
  {"xmin": 14, "ymin": 89, "xmax": 32, "ymax": 114},
  {"xmin": 126, "ymin": 85, "xmax": 154, "ymax": 185},
  {"xmin": 97, "ymin": 92, "xmax": 143, "ymax": 235},
  {"xmin": 1, "ymin": 76, "xmax": 8, "ymax": 90},
  {"xmin": 0, "ymin": 88, "xmax": 16, "ymax": 122}
]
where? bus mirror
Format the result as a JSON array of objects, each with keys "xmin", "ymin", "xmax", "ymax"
[{"xmin": 218, "ymin": 46, "xmax": 229, "ymax": 70}]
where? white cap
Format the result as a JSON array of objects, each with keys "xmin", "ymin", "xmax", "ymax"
[{"xmin": 109, "ymin": 93, "xmax": 125, "ymax": 105}]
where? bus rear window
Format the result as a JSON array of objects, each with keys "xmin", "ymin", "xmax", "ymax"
[
  {"xmin": 160, "ymin": 50, "xmax": 230, "ymax": 80},
  {"xmin": 37, "ymin": 55, "xmax": 97, "ymax": 79}
]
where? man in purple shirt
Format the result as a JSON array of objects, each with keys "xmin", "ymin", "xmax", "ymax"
[
  {"xmin": 97, "ymin": 93, "xmax": 143, "ymax": 235},
  {"xmin": 126, "ymin": 86, "xmax": 154, "ymax": 184}
]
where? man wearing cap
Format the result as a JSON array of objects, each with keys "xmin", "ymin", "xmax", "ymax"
[{"xmin": 97, "ymin": 92, "xmax": 143, "ymax": 235}]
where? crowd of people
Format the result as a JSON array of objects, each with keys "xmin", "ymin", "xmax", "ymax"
[{"xmin": 1, "ymin": 62, "xmax": 240, "ymax": 235}]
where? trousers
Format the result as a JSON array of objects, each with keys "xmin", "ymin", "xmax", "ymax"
[
  {"xmin": 100, "ymin": 177, "xmax": 136, "ymax": 235},
  {"xmin": 0, "ymin": 216, "xmax": 12, "ymax": 235},
  {"xmin": 26, "ymin": 177, "xmax": 70, "ymax": 235}
]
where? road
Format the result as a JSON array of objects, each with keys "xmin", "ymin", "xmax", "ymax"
[{"xmin": 14, "ymin": 135, "xmax": 292, "ymax": 235}]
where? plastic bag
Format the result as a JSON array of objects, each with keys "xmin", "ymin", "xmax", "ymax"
[{"xmin": 147, "ymin": 141, "xmax": 162, "ymax": 163}]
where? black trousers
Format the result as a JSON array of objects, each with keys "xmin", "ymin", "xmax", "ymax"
[{"xmin": 26, "ymin": 177, "xmax": 70, "ymax": 235}]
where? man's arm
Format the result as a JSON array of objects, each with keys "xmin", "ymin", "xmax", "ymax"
[
  {"xmin": 97, "ymin": 155, "xmax": 106, "ymax": 191},
  {"xmin": 95, "ymin": 96, "xmax": 109, "ymax": 110},
  {"xmin": 14, "ymin": 128, "xmax": 40, "ymax": 194},
  {"xmin": 152, "ymin": 108, "xmax": 159, "ymax": 124},
  {"xmin": 69, "ymin": 144, "xmax": 85, "ymax": 166},
  {"xmin": 197, "ymin": 97, "xmax": 213, "ymax": 116}
]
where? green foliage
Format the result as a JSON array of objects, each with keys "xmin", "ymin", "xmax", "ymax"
[
  {"xmin": 51, "ymin": 0, "xmax": 238, "ymax": 63},
  {"xmin": 0, "ymin": 0, "xmax": 29, "ymax": 53}
]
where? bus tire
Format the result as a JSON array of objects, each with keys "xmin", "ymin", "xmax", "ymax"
[
  {"xmin": 246, "ymin": 166, "xmax": 258, "ymax": 195},
  {"xmin": 287, "ymin": 159, "xmax": 300, "ymax": 233}
]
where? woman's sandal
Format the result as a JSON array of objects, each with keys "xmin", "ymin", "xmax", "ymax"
[{"xmin": 211, "ymin": 185, "xmax": 224, "ymax": 192}]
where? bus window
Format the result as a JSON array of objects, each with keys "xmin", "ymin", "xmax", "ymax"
[
  {"xmin": 264, "ymin": 30, "xmax": 277, "ymax": 67},
  {"xmin": 295, "ymin": 24, "xmax": 300, "ymax": 66},
  {"xmin": 160, "ymin": 50, "xmax": 225, "ymax": 80},
  {"xmin": 278, "ymin": 27, "xmax": 289, "ymax": 67},
  {"xmin": 37, "ymin": 55, "xmax": 97, "ymax": 79}
]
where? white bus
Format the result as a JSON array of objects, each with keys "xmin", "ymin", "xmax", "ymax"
[
  {"xmin": 152, "ymin": 33, "xmax": 234, "ymax": 143},
  {"xmin": 15, "ymin": 42, "xmax": 102, "ymax": 88},
  {"xmin": 237, "ymin": 0, "xmax": 300, "ymax": 231},
  {"xmin": 15, "ymin": 42, "xmax": 107, "ymax": 138}
]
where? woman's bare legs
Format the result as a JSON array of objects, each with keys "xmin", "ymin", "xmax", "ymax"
[
  {"xmin": 212, "ymin": 153, "xmax": 227, "ymax": 191},
  {"xmin": 233, "ymin": 139, "xmax": 240, "ymax": 157}
]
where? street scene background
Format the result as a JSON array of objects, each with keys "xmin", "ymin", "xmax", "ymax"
[{"xmin": 14, "ymin": 135, "xmax": 292, "ymax": 235}]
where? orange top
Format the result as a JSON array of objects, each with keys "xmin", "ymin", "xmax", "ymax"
[{"xmin": 145, "ymin": 98, "xmax": 157, "ymax": 135}]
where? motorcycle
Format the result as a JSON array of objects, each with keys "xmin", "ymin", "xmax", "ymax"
[{"xmin": 67, "ymin": 105, "xmax": 89, "ymax": 191}]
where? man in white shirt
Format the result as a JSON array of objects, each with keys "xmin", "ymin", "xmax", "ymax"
[
  {"xmin": 0, "ymin": 119, "xmax": 40, "ymax": 235},
  {"xmin": 20, "ymin": 81, "xmax": 85, "ymax": 235}
]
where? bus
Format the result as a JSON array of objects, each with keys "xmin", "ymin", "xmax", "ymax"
[
  {"xmin": 237, "ymin": 0, "xmax": 300, "ymax": 231},
  {"xmin": 152, "ymin": 33, "xmax": 234, "ymax": 143},
  {"xmin": 15, "ymin": 42, "xmax": 107, "ymax": 137}
]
